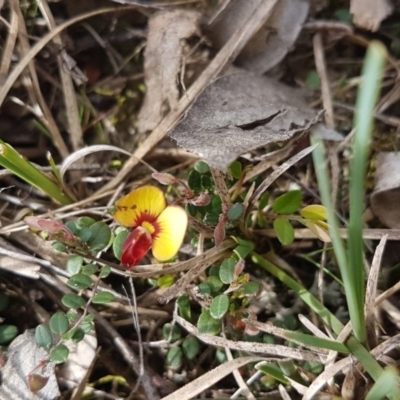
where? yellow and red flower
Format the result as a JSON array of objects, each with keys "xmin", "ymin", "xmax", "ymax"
[{"xmin": 113, "ymin": 185, "xmax": 188, "ymax": 269}]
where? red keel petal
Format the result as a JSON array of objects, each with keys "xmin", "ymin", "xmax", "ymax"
[{"xmin": 121, "ymin": 227, "xmax": 153, "ymax": 269}]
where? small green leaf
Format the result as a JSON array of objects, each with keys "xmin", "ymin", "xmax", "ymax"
[
  {"xmin": 66, "ymin": 256, "xmax": 83, "ymax": 275},
  {"xmin": 242, "ymin": 281, "xmax": 260, "ymax": 295},
  {"xmin": 201, "ymin": 174, "xmax": 213, "ymax": 190},
  {"xmin": 186, "ymin": 203, "xmax": 197, "ymax": 217},
  {"xmin": 194, "ymin": 160, "xmax": 210, "ymax": 174},
  {"xmin": 163, "ymin": 323, "xmax": 181, "ymax": 343},
  {"xmin": 211, "ymin": 195, "xmax": 222, "ymax": 214},
  {"xmin": 227, "ymin": 203, "xmax": 244, "ymax": 221},
  {"xmin": 81, "ymin": 315, "xmax": 94, "ymax": 333},
  {"xmin": 273, "ymin": 218, "xmax": 295, "ymax": 245},
  {"xmin": 62, "ymin": 294, "xmax": 85, "ymax": 309},
  {"xmin": 79, "ymin": 228, "xmax": 92, "ymax": 243},
  {"xmin": 220, "ymin": 258, "xmax": 236, "ymax": 284},
  {"xmin": 305, "ymin": 71, "xmax": 321, "ymax": 90},
  {"xmin": 86, "ymin": 222, "xmax": 111, "ymax": 251},
  {"xmin": 35, "ymin": 325, "xmax": 53, "ymax": 350},
  {"xmin": 67, "ymin": 273, "xmax": 93, "ymax": 290},
  {"xmin": 0, "ymin": 325, "xmax": 18, "ymax": 344},
  {"xmin": 99, "ymin": 266, "xmax": 111, "ymax": 278},
  {"xmin": 52, "ymin": 241, "xmax": 66, "ymax": 252},
  {"xmin": 82, "ymin": 263, "xmax": 99, "ymax": 275},
  {"xmin": 50, "ymin": 344, "xmax": 69, "ymax": 364},
  {"xmin": 177, "ymin": 296, "xmax": 191, "ymax": 321},
  {"xmin": 258, "ymin": 192, "xmax": 270, "ymax": 210},
  {"xmin": 49, "ymin": 312, "xmax": 69, "ymax": 335},
  {"xmin": 92, "ymin": 292, "xmax": 115, "ymax": 304},
  {"xmin": 272, "ymin": 191, "xmax": 303, "ymax": 215},
  {"xmin": 198, "ymin": 282, "xmax": 212, "ymax": 297},
  {"xmin": 166, "ymin": 347, "xmax": 183, "ymax": 370},
  {"xmin": 71, "ymin": 328, "xmax": 85, "ymax": 343},
  {"xmin": 76, "ymin": 217, "xmax": 96, "ymax": 229},
  {"xmin": 157, "ymin": 275, "xmax": 175, "ymax": 288},
  {"xmin": 66, "ymin": 310, "xmax": 78, "ymax": 323},
  {"xmin": 229, "ymin": 161, "xmax": 242, "ymax": 180},
  {"xmin": 65, "ymin": 221, "xmax": 79, "ymax": 235},
  {"xmin": 210, "ymin": 294, "xmax": 230, "ymax": 319},
  {"xmin": 197, "ymin": 310, "xmax": 221, "ymax": 335},
  {"xmin": 208, "ymin": 276, "xmax": 224, "ymax": 294},
  {"xmin": 187, "ymin": 169, "xmax": 202, "ymax": 192},
  {"xmin": 203, "ymin": 212, "xmax": 219, "ymax": 225},
  {"xmin": 113, "ymin": 229, "xmax": 129, "ymax": 261},
  {"xmin": 182, "ymin": 336, "xmax": 200, "ymax": 360},
  {"xmin": 300, "ymin": 205, "xmax": 327, "ymax": 221}
]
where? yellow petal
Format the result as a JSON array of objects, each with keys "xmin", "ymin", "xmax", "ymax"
[
  {"xmin": 114, "ymin": 185, "xmax": 166, "ymax": 227},
  {"xmin": 152, "ymin": 206, "xmax": 188, "ymax": 261}
]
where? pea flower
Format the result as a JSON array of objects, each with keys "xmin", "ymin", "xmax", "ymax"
[{"xmin": 113, "ymin": 185, "xmax": 188, "ymax": 269}]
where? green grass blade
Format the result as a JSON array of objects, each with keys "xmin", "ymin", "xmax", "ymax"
[
  {"xmin": 0, "ymin": 141, "xmax": 74, "ymax": 205},
  {"xmin": 365, "ymin": 367, "xmax": 400, "ymax": 400},
  {"xmin": 347, "ymin": 41, "xmax": 387, "ymax": 344}
]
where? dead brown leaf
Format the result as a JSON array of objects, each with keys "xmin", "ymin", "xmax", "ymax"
[
  {"xmin": 137, "ymin": 9, "xmax": 201, "ymax": 134},
  {"xmin": 350, "ymin": 0, "xmax": 393, "ymax": 31},
  {"xmin": 169, "ymin": 72, "xmax": 318, "ymax": 169},
  {"xmin": 208, "ymin": 0, "xmax": 309, "ymax": 74},
  {"xmin": 370, "ymin": 152, "xmax": 400, "ymax": 228}
]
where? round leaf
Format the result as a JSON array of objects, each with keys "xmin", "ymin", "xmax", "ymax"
[
  {"xmin": 62, "ymin": 294, "xmax": 85, "ymax": 309},
  {"xmin": 242, "ymin": 281, "xmax": 260, "ymax": 295},
  {"xmin": 187, "ymin": 169, "xmax": 202, "ymax": 192},
  {"xmin": 99, "ymin": 266, "xmax": 111, "ymax": 278},
  {"xmin": 220, "ymin": 258, "xmax": 236, "ymax": 284},
  {"xmin": 163, "ymin": 323, "xmax": 181, "ymax": 343},
  {"xmin": 182, "ymin": 336, "xmax": 200, "ymax": 360},
  {"xmin": 273, "ymin": 218, "xmax": 295, "ymax": 245},
  {"xmin": 177, "ymin": 296, "xmax": 191, "ymax": 321},
  {"xmin": 300, "ymin": 204, "xmax": 328, "ymax": 221},
  {"xmin": 86, "ymin": 222, "xmax": 111, "ymax": 251},
  {"xmin": 227, "ymin": 203, "xmax": 244, "ymax": 221},
  {"xmin": 49, "ymin": 312, "xmax": 69, "ymax": 335},
  {"xmin": 50, "ymin": 344, "xmax": 69, "ymax": 364},
  {"xmin": 92, "ymin": 292, "xmax": 115, "ymax": 304},
  {"xmin": 166, "ymin": 347, "xmax": 183, "ymax": 370},
  {"xmin": 210, "ymin": 294, "xmax": 230, "ymax": 319},
  {"xmin": 229, "ymin": 161, "xmax": 242, "ymax": 180},
  {"xmin": 194, "ymin": 160, "xmax": 210, "ymax": 174},
  {"xmin": 113, "ymin": 229, "xmax": 130, "ymax": 261},
  {"xmin": 35, "ymin": 324, "xmax": 53, "ymax": 350},
  {"xmin": 0, "ymin": 325, "xmax": 18, "ymax": 345},
  {"xmin": 272, "ymin": 191, "xmax": 303, "ymax": 215},
  {"xmin": 70, "ymin": 328, "xmax": 85, "ymax": 343},
  {"xmin": 197, "ymin": 310, "xmax": 221, "ymax": 335},
  {"xmin": 76, "ymin": 217, "xmax": 96, "ymax": 229},
  {"xmin": 66, "ymin": 256, "xmax": 83, "ymax": 275},
  {"xmin": 157, "ymin": 275, "xmax": 175, "ymax": 288},
  {"xmin": 82, "ymin": 263, "xmax": 99, "ymax": 275},
  {"xmin": 67, "ymin": 273, "xmax": 93, "ymax": 290}
]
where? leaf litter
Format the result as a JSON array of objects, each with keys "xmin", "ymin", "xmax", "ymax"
[{"xmin": 1, "ymin": 1, "xmax": 400, "ymax": 399}]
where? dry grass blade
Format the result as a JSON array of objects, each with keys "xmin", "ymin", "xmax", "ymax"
[
  {"xmin": 95, "ymin": 0, "xmax": 279, "ymax": 194},
  {"xmin": 0, "ymin": 0, "xmax": 18, "ymax": 80},
  {"xmin": 37, "ymin": 0, "xmax": 83, "ymax": 151},
  {"xmin": 131, "ymin": 239, "xmax": 235, "ymax": 278},
  {"xmin": 160, "ymin": 356, "xmax": 266, "ymax": 400},
  {"xmin": 365, "ymin": 235, "xmax": 388, "ymax": 349},
  {"xmin": 245, "ymin": 144, "xmax": 317, "ymax": 221},
  {"xmin": 175, "ymin": 315, "xmax": 325, "ymax": 362},
  {"xmin": 253, "ymin": 227, "xmax": 400, "ymax": 241},
  {"xmin": 0, "ymin": 6, "xmax": 135, "ymax": 109}
]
